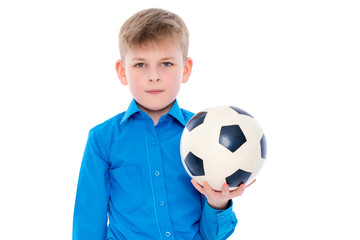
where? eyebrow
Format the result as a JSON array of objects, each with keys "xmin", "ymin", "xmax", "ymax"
[
  {"xmin": 131, "ymin": 57, "xmax": 146, "ymax": 62},
  {"xmin": 131, "ymin": 57, "xmax": 177, "ymax": 62},
  {"xmin": 161, "ymin": 57, "xmax": 176, "ymax": 61}
]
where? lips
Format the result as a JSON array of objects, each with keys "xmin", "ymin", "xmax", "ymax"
[{"xmin": 146, "ymin": 89, "xmax": 164, "ymax": 95}]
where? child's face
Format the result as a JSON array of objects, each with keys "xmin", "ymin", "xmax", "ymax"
[{"xmin": 116, "ymin": 39, "xmax": 192, "ymax": 115}]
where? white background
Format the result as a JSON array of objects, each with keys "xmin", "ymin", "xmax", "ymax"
[{"xmin": 1, "ymin": 0, "xmax": 359, "ymax": 239}]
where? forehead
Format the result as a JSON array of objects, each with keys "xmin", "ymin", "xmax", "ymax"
[{"xmin": 125, "ymin": 38, "xmax": 182, "ymax": 60}]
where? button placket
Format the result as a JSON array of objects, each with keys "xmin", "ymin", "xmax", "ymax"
[{"xmin": 146, "ymin": 129, "xmax": 174, "ymax": 239}]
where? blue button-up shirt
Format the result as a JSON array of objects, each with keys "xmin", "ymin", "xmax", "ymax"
[{"xmin": 73, "ymin": 99, "xmax": 237, "ymax": 240}]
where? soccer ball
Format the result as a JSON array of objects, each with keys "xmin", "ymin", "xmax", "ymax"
[{"xmin": 180, "ymin": 106, "xmax": 267, "ymax": 191}]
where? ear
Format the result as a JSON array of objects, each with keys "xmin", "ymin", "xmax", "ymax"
[
  {"xmin": 115, "ymin": 60, "xmax": 128, "ymax": 86},
  {"xmin": 182, "ymin": 57, "xmax": 193, "ymax": 84}
]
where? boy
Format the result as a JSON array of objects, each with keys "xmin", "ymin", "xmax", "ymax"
[{"xmin": 73, "ymin": 8, "xmax": 250, "ymax": 240}]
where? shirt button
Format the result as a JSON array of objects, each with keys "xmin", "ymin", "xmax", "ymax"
[
  {"xmin": 165, "ymin": 232, "xmax": 171, "ymax": 237},
  {"xmin": 159, "ymin": 201, "xmax": 165, "ymax": 206},
  {"xmin": 154, "ymin": 171, "xmax": 160, "ymax": 176},
  {"xmin": 151, "ymin": 140, "xmax": 156, "ymax": 145}
]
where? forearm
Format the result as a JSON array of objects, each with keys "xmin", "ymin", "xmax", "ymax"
[{"xmin": 200, "ymin": 200, "xmax": 238, "ymax": 240}]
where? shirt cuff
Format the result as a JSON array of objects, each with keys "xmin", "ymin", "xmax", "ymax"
[{"xmin": 203, "ymin": 199, "xmax": 235, "ymax": 223}]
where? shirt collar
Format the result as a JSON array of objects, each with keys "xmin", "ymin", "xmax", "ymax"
[
  {"xmin": 120, "ymin": 99, "xmax": 187, "ymax": 126},
  {"xmin": 120, "ymin": 99, "xmax": 140, "ymax": 124},
  {"xmin": 167, "ymin": 100, "xmax": 187, "ymax": 126}
]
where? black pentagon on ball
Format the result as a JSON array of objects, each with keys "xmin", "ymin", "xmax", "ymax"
[
  {"xmin": 186, "ymin": 112, "xmax": 207, "ymax": 132},
  {"xmin": 260, "ymin": 134, "xmax": 267, "ymax": 159},
  {"xmin": 219, "ymin": 125, "xmax": 247, "ymax": 152},
  {"xmin": 226, "ymin": 169, "xmax": 252, "ymax": 188},
  {"xmin": 184, "ymin": 151, "xmax": 205, "ymax": 176},
  {"xmin": 229, "ymin": 106, "xmax": 253, "ymax": 118}
]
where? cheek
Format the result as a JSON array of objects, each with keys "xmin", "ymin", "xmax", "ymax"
[
  {"xmin": 126, "ymin": 79, "xmax": 143, "ymax": 97},
  {"xmin": 128, "ymin": 81, "xmax": 142, "ymax": 95},
  {"xmin": 166, "ymin": 75, "xmax": 182, "ymax": 95},
  {"xmin": 164, "ymin": 69, "xmax": 183, "ymax": 81},
  {"xmin": 126, "ymin": 71, "xmax": 144, "ymax": 87}
]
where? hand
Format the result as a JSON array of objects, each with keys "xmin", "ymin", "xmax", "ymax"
[{"xmin": 191, "ymin": 179, "xmax": 256, "ymax": 210}]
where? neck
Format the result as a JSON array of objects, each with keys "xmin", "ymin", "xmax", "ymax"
[{"xmin": 137, "ymin": 101, "xmax": 175, "ymax": 126}]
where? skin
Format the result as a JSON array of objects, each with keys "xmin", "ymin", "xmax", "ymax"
[
  {"xmin": 191, "ymin": 180, "xmax": 256, "ymax": 210},
  {"xmin": 115, "ymin": 39, "xmax": 192, "ymax": 125},
  {"xmin": 115, "ymin": 38, "xmax": 254, "ymax": 209}
]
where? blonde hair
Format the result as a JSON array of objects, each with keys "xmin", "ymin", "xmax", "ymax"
[{"xmin": 119, "ymin": 8, "xmax": 189, "ymax": 60}]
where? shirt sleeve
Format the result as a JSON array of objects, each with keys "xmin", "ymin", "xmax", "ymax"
[
  {"xmin": 200, "ymin": 195, "xmax": 238, "ymax": 240},
  {"xmin": 73, "ymin": 129, "xmax": 110, "ymax": 240}
]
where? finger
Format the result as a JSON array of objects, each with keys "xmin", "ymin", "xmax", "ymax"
[
  {"xmin": 191, "ymin": 179, "xmax": 205, "ymax": 195},
  {"xmin": 229, "ymin": 183, "xmax": 245, "ymax": 198},
  {"xmin": 246, "ymin": 179, "xmax": 256, "ymax": 188},
  {"xmin": 221, "ymin": 183, "xmax": 230, "ymax": 198},
  {"xmin": 202, "ymin": 181, "xmax": 213, "ymax": 194},
  {"xmin": 202, "ymin": 181, "xmax": 219, "ymax": 198}
]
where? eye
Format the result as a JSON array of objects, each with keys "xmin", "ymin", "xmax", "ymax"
[
  {"xmin": 135, "ymin": 63, "xmax": 146, "ymax": 68},
  {"xmin": 162, "ymin": 62, "xmax": 173, "ymax": 67}
]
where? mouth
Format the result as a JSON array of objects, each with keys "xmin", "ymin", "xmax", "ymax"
[{"xmin": 146, "ymin": 89, "xmax": 164, "ymax": 95}]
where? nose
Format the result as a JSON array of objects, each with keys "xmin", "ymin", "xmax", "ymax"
[
  {"xmin": 149, "ymin": 77, "xmax": 160, "ymax": 82},
  {"xmin": 149, "ymin": 76, "xmax": 160, "ymax": 82},
  {"xmin": 148, "ymin": 68, "xmax": 160, "ymax": 82}
]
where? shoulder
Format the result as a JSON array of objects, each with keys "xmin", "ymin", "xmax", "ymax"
[
  {"xmin": 89, "ymin": 112, "xmax": 125, "ymax": 138},
  {"xmin": 85, "ymin": 112, "xmax": 126, "ymax": 158}
]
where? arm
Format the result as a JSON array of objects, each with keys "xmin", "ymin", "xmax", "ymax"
[
  {"xmin": 193, "ymin": 180, "xmax": 255, "ymax": 240},
  {"xmin": 73, "ymin": 129, "xmax": 110, "ymax": 240}
]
